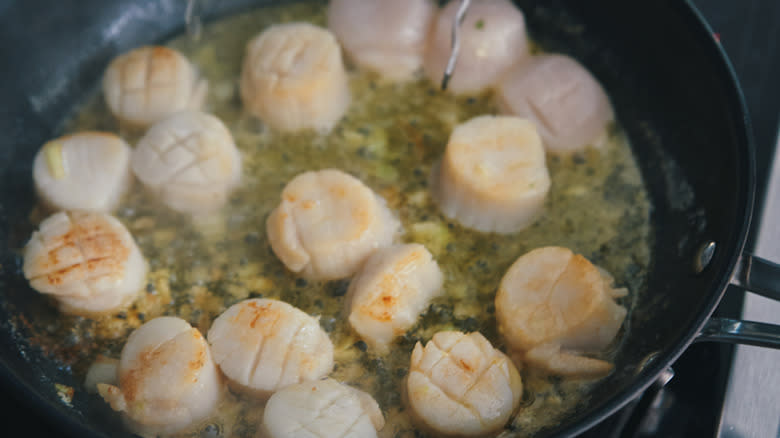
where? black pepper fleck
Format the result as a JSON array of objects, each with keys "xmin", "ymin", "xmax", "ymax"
[
  {"xmin": 354, "ymin": 340, "xmax": 368, "ymax": 352},
  {"xmin": 201, "ymin": 423, "xmax": 221, "ymax": 438},
  {"xmin": 295, "ymin": 278, "xmax": 308, "ymax": 288},
  {"xmin": 330, "ymin": 281, "xmax": 349, "ymax": 297},
  {"xmin": 357, "ymin": 146, "xmax": 374, "ymax": 159},
  {"xmin": 459, "ymin": 316, "xmax": 479, "ymax": 332}
]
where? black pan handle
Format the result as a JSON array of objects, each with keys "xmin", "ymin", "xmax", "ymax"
[
  {"xmin": 695, "ymin": 253, "xmax": 780, "ymax": 348},
  {"xmin": 730, "ymin": 253, "xmax": 780, "ymax": 301}
]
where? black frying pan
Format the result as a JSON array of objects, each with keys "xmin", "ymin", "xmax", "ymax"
[{"xmin": 1, "ymin": 0, "xmax": 779, "ymax": 437}]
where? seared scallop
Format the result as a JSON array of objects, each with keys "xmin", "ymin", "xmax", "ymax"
[
  {"xmin": 33, "ymin": 132, "xmax": 132, "ymax": 213},
  {"xmin": 431, "ymin": 115, "xmax": 550, "ymax": 233},
  {"xmin": 266, "ymin": 169, "xmax": 399, "ymax": 280},
  {"xmin": 495, "ymin": 246, "xmax": 626, "ymax": 377},
  {"xmin": 407, "ymin": 331, "xmax": 522, "ymax": 437},
  {"xmin": 23, "ymin": 211, "xmax": 147, "ymax": 316},
  {"xmin": 424, "ymin": 0, "xmax": 530, "ymax": 95},
  {"xmin": 498, "ymin": 54, "xmax": 614, "ymax": 153},
  {"xmin": 207, "ymin": 299, "xmax": 334, "ymax": 398},
  {"xmin": 131, "ymin": 111, "xmax": 242, "ymax": 214},
  {"xmin": 240, "ymin": 23, "xmax": 350, "ymax": 132},
  {"xmin": 346, "ymin": 244, "xmax": 443, "ymax": 353},
  {"xmin": 263, "ymin": 378, "xmax": 384, "ymax": 438},
  {"xmin": 97, "ymin": 317, "xmax": 221, "ymax": 436},
  {"xmin": 328, "ymin": 0, "xmax": 436, "ymax": 80},
  {"xmin": 103, "ymin": 46, "xmax": 207, "ymax": 127}
]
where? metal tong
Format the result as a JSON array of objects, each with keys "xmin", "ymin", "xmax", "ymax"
[{"xmin": 441, "ymin": 0, "xmax": 472, "ymax": 90}]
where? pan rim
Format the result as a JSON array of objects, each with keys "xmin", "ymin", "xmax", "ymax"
[{"xmin": 539, "ymin": 1, "xmax": 756, "ymax": 436}]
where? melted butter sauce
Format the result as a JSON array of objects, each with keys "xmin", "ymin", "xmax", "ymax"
[{"xmin": 42, "ymin": 2, "xmax": 653, "ymax": 437}]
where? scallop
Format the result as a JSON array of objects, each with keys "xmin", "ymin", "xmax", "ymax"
[
  {"xmin": 103, "ymin": 46, "xmax": 207, "ymax": 127},
  {"xmin": 263, "ymin": 378, "xmax": 385, "ymax": 438},
  {"xmin": 346, "ymin": 244, "xmax": 443, "ymax": 353},
  {"xmin": 240, "ymin": 23, "xmax": 350, "ymax": 132},
  {"xmin": 495, "ymin": 246, "xmax": 627, "ymax": 377},
  {"xmin": 131, "ymin": 111, "xmax": 242, "ymax": 214},
  {"xmin": 266, "ymin": 169, "xmax": 399, "ymax": 280},
  {"xmin": 407, "ymin": 331, "xmax": 522, "ymax": 437},
  {"xmin": 33, "ymin": 132, "xmax": 132, "ymax": 213},
  {"xmin": 523, "ymin": 342, "xmax": 614, "ymax": 378},
  {"xmin": 206, "ymin": 299, "xmax": 334, "ymax": 398},
  {"xmin": 97, "ymin": 317, "xmax": 221, "ymax": 436},
  {"xmin": 22, "ymin": 211, "xmax": 147, "ymax": 316},
  {"xmin": 431, "ymin": 115, "xmax": 550, "ymax": 233},
  {"xmin": 328, "ymin": 0, "xmax": 436, "ymax": 80},
  {"xmin": 424, "ymin": 0, "xmax": 530, "ymax": 95},
  {"xmin": 497, "ymin": 54, "xmax": 614, "ymax": 153},
  {"xmin": 84, "ymin": 356, "xmax": 119, "ymax": 394}
]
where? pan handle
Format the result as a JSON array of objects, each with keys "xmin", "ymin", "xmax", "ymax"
[
  {"xmin": 694, "ymin": 253, "xmax": 780, "ymax": 349},
  {"xmin": 729, "ymin": 253, "xmax": 780, "ymax": 301},
  {"xmin": 696, "ymin": 318, "xmax": 780, "ymax": 348}
]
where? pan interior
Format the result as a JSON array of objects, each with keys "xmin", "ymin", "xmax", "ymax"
[{"xmin": 0, "ymin": 0, "xmax": 752, "ymax": 437}]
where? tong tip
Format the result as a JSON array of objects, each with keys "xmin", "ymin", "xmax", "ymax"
[
  {"xmin": 441, "ymin": 73, "xmax": 451, "ymax": 91},
  {"xmin": 440, "ymin": 0, "xmax": 471, "ymax": 92}
]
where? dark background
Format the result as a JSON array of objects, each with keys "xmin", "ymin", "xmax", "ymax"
[{"xmin": 0, "ymin": 0, "xmax": 778, "ymax": 436}]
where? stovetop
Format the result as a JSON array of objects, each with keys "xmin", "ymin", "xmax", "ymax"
[{"xmin": 2, "ymin": 1, "xmax": 779, "ymax": 437}]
